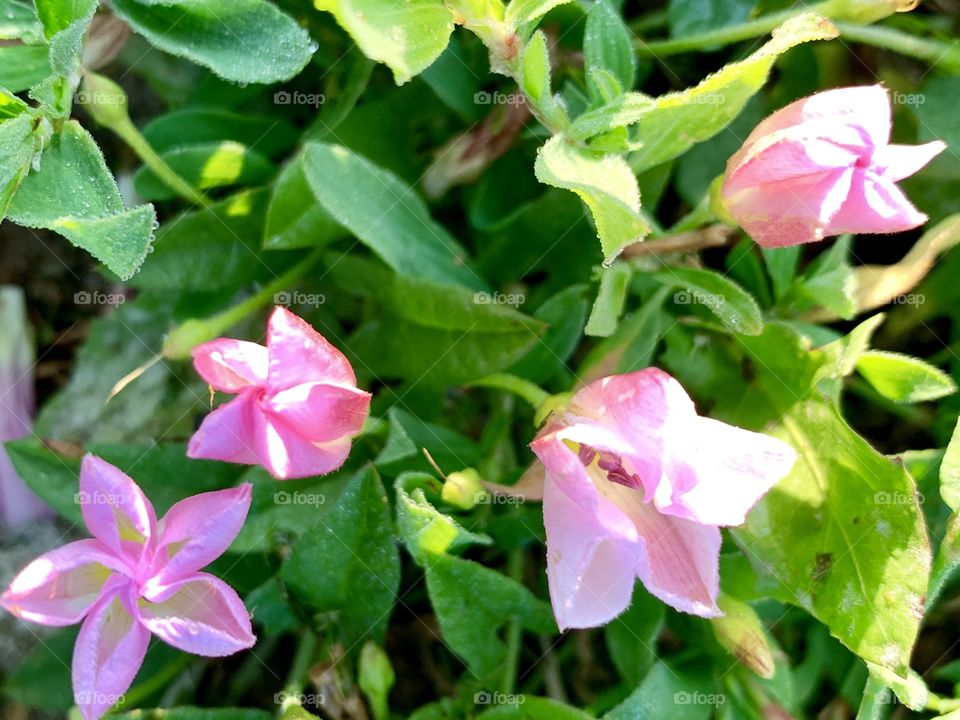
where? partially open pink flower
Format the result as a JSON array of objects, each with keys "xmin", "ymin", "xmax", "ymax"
[
  {"xmin": 0, "ymin": 455, "xmax": 255, "ymax": 720},
  {"xmin": 188, "ymin": 306, "xmax": 371, "ymax": 480},
  {"xmin": 529, "ymin": 368, "xmax": 796, "ymax": 629},
  {"xmin": 721, "ymin": 85, "xmax": 945, "ymax": 248},
  {"xmin": 0, "ymin": 286, "xmax": 49, "ymax": 528}
]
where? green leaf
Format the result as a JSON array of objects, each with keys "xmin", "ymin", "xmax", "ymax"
[
  {"xmin": 534, "ymin": 135, "xmax": 650, "ymax": 261},
  {"xmin": 668, "ymin": 0, "xmax": 756, "ymax": 38},
  {"xmin": 6, "ymin": 438, "xmax": 83, "ymax": 522},
  {"xmin": 395, "ymin": 472, "xmax": 492, "ymax": 565},
  {"xmin": 604, "ymin": 585, "xmax": 666, "ymax": 687},
  {"xmin": 111, "ymin": 0, "xmax": 314, "ymax": 84},
  {"xmin": 0, "ymin": 112, "xmax": 39, "ymax": 222},
  {"xmin": 584, "ymin": 0, "xmax": 636, "ymax": 97},
  {"xmin": 315, "ymin": 0, "xmax": 453, "ymax": 84},
  {"xmin": 373, "ymin": 406, "xmax": 480, "ymax": 474},
  {"xmin": 734, "ymin": 395, "xmax": 930, "ymax": 680},
  {"xmin": 282, "ymin": 466, "xmax": 401, "ymax": 646},
  {"xmin": 0, "ymin": 0, "xmax": 43, "ymax": 42},
  {"xmin": 479, "ymin": 698, "xmax": 594, "ymax": 720},
  {"xmin": 142, "ymin": 109, "xmax": 297, "ymax": 157},
  {"xmin": 510, "ymin": 284, "xmax": 589, "ymax": 383},
  {"xmin": 763, "ymin": 246, "xmax": 801, "ymax": 301},
  {"xmin": 114, "ymin": 710, "xmax": 271, "ymax": 720},
  {"xmin": 425, "ymin": 553, "xmax": 555, "ymax": 678},
  {"xmin": 585, "ymin": 262, "xmax": 633, "ymax": 337},
  {"xmin": 264, "ymin": 154, "xmax": 344, "ymax": 250},
  {"xmin": 34, "ymin": 0, "xmax": 95, "ymax": 38},
  {"xmin": 654, "ymin": 266, "xmax": 764, "ymax": 335},
  {"xmin": 605, "ymin": 661, "xmax": 717, "ymax": 720},
  {"xmin": 855, "ymin": 351, "xmax": 957, "ymax": 404},
  {"xmin": 0, "ymin": 44, "xmax": 51, "ymax": 92},
  {"xmin": 302, "ymin": 142, "xmax": 483, "ymax": 288},
  {"xmin": 7, "ymin": 120, "xmax": 155, "ymax": 280},
  {"xmin": 133, "ymin": 141, "xmax": 275, "ymax": 201},
  {"xmin": 940, "ymin": 418, "xmax": 960, "ymax": 512},
  {"xmin": 580, "ymin": 286, "xmax": 670, "ymax": 379},
  {"xmin": 505, "ymin": 0, "xmax": 574, "ymax": 27}
]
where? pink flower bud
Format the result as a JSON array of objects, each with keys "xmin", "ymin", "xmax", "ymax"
[{"xmin": 721, "ymin": 85, "xmax": 945, "ymax": 248}]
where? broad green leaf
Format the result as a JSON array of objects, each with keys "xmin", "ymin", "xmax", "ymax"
[
  {"xmin": 0, "ymin": 0, "xmax": 43, "ymax": 42},
  {"xmin": 941, "ymin": 418, "xmax": 960, "ymax": 512},
  {"xmin": 114, "ymin": 710, "xmax": 271, "ymax": 720},
  {"xmin": 395, "ymin": 472, "xmax": 492, "ymax": 565},
  {"xmin": 130, "ymin": 189, "xmax": 276, "ymax": 293},
  {"xmin": 763, "ymin": 246, "xmax": 801, "ymax": 301},
  {"xmin": 4, "ymin": 628, "xmax": 76, "ymax": 711},
  {"xmin": 34, "ymin": 0, "xmax": 95, "ymax": 38},
  {"xmin": 373, "ymin": 407, "xmax": 481, "ymax": 475},
  {"xmin": 314, "ymin": 0, "xmax": 453, "ymax": 84},
  {"xmin": 505, "ymin": 0, "xmax": 574, "ymax": 27},
  {"xmin": 264, "ymin": 154, "xmax": 344, "ymax": 250},
  {"xmin": 282, "ymin": 466, "xmax": 401, "ymax": 646},
  {"xmin": 668, "ymin": 0, "xmax": 756, "ymax": 38},
  {"xmin": 142, "ymin": 109, "xmax": 297, "ymax": 157},
  {"xmin": 855, "ymin": 351, "xmax": 957, "ymax": 404},
  {"xmin": 605, "ymin": 661, "xmax": 717, "ymax": 720},
  {"xmin": 111, "ymin": 0, "xmax": 314, "ymax": 83},
  {"xmin": 510, "ymin": 284, "xmax": 589, "ymax": 382},
  {"xmin": 534, "ymin": 135, "xmax": 650, "ymax": 261},
  {"xmin": 0, "ymin": 44, "xmax": 51, "ymax": 92},
  {"xmin": 0, "ymin": 112, "xmax": 39, "ymax": 221},
  {"xmin": 734, "ymin": 396, "xmax": 930, "ymax": 680},
  {"xmin": 133, "ymin": 141, "xmax": 275, "ymax": 201},
  {"xmin": 584, "ymin": 0, "xmax": 636, "ymax": 97},
  {"xmin": 585, "ymin": 262, "xmax": 632, "ymax": 337},
  {"xmin": 479, "ymin": 698, "xmax": 594, "ymax": 720},
  {"xmin": 6, "ymin": 438, "xmax": 83, "ymax": 522},
  {"xmin": 302, "ymin": 142, "xmax": 483, "ymax": 289},
  {"xmin": 7, "ymin": 121, "xmax": 155, "ymax": 280},
  {"xmin": 654, "ymin": 266, "xmax": 764, "ymax": 335},
  {"xmin": 604, "ymin": 585, "xmax": 665, "ymax": 687},
  {"xmin": 425, "ymin": 553, "xmax": 555, "ymax": 678}
]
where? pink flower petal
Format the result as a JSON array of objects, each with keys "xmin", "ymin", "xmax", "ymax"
[
  {"xmin": 137, "ymin": 573, "xmax": 256, "ymax": 657},
  {"xmin": 658, "ymin": 417, "xmax": 797, "ymax": 526},
  {"xmin": 266, "ymin": 306, "xmax": 357, "ymax": 392},
  {"xmin": 187, "ymin": 393, "xmax": 261, "ymax": 466},
  {"xmin": 871, "ymin": 140, "xmax": 947, "ymax": 182},
  {"xmin": 0, "ymin": 539, "xmax": 126, "ymax": 626},
  {"xmin": 262, "ymin": 381, "xmax": 371, "ymax": 443},
  {"xmin": 542, "ymin": 476, "xmax": 639, "ymax": 630},
  {"xmin": 191, "ymin": 338, "xmax": 268, "ymax": 393},
  {"xmin": 254, "ymin": 410, "xmax": 353, "ymax": 480},
  {"xmin": 72, "ymin": 583, "xmax": 150, "ymax": 720},
  {"xmin": 725, "ymin": 167, "xmax": 855, "ymax": 247},
  {"xmin": 79, "ymin": 455, "xmax": 156, "ymax": 568},
  {"xmin": 829, "ymin": 168, "xmax": 929, "ymax": 235},
  {"xmin": 144, "ymin": 485, "xmax": 253, "ymax": 592}
]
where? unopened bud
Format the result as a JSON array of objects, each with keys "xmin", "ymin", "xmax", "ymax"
[
  {"xmin": 358, "ymin": 641, "xmax": 395, "ymax": 720},
  {"xmin": 442, "ymin": 468, "xmax": 487, "ymax": 510},
  {"xmin": 831, "ymin": 0, "xmax": 918, "ymax": 23},
  {"xmin": 711, "ymin": 594, "xmax": 775, "ymax": 679},
  {"xmin": 79, "ymin": 72, "xmax": 130, "ymax": 129}
]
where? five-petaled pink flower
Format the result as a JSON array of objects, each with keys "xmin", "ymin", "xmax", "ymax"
[
  {"xmin": 529, "ymin": 368, "xmax": 796, "ymax": 629},
  {"xmin": 0, "ymin": 455, "xmax": 255, "ymax": 720},
  {"xmin": 188, "ymin": 306, "xmax": 371, "ymax": 480},
  {"xmin": 721, "ymin": 84, "xmax": 945, "ymax": 248}
]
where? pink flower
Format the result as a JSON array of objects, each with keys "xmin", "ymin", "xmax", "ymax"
[
  {"xmin": 0, "ymin": 286, "xmax": 49, "ymax": 528},
  {"xmin": 0, "ymin": 455, "xmax": 255, "ymax": 720},
  {"xmin": 721, "ymin": 85, "xmax": 946, "ymax": 248},
  {"xmin": 188, "ymin": 306, "xmax": 372, "ymax": 480},
  {"xmin": 529, "ymin": 368, "xmax": 796, "ymax": 629}
]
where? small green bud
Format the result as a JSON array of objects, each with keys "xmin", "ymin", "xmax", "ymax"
[
  {"xmin": 831, "ymin": 0, "xmax": 918, "ymax": 23},
  {"xmin": 358, "ymin": 641, "xmax": 395, "ymax": 720},
  {"xmin": 442, "ymin": 468, "xmax": 487, "ymax": 510},
  {"xmin": 162, "ymin": 319, "xmax": 216, "ymax": 360},
  {"xmin": 711, "ymin": 594, "xmax": 775, "ymax": 679},
  {"xmin": 78, "ymin": 72, "xmax": 131, "ymax": 129}
]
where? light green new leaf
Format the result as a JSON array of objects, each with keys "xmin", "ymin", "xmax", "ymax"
[
  {"xmin": 34, "ymin": 0, "xmax": 95, "ymax": 38},
  {"xmin": 0, "ymin": 113, "xmax": 39, "ymax": 222},
  {"xmin": 0, "ymin": 44, "xmax": 51, "ymax": 92},
  {"xmin": 302, "ymin": 142, "xmax": 483, "ymax": 289},
  {"xmin": 855, "ymin": 351, "xmax": 957, "ymax": 404},
  {"xmin": 111, "ymin": 0, "xmax": 314, "ymax": 84},
  {"xmin": 282, "ymin": 466, "xmax": 401, "ymax": 646},
  {"xmin": 654, "ymin": 265, "xmax": 764, "ymax": 335},
  {"xmin": 941, "ymin": 419, "xmax": 960, "ymax": 512},
  {"xmin": 315, "ymin": 0, "xmax": 453, "ymax": 84},
  {"xmin": 425, "ymin": 553, "xmax": 555, "ymax": 679},
  {"xmin": 585, "ymin": 262, "xmax": 633, "ymax": 337},
  {"xmin": 479, "ymin": 698, "xmax": 594, "ymax": 720},
  {"xmin": 7, "ymin": 121, "xmax": 155, "ymax": 280},
  {"xmin": 535, "ymin": 135, "xmax": 650, "ymax": 261},
  {"xmin": 505, "ymin": 0, "xmax": 574, "ymax": 27}
]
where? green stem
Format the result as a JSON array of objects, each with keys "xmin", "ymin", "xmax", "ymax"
[
  {"xmin": 834, "ymin": 21, "xmax": 960, "ymax": 72},
  {"xmin": 472, "ymin": 373, "xmax": 550, "ymax": 410},
  {"xmin": 633, "ymin": 0, "xmax": 842, "ymax": 56},
  {"xmin": 111, "ymin": 114, "xmax": 212, "ymax": 207},
  {"xmin": 277, "ymin": 631, "xmax": 318, "ymax": 715},
  {"xmin": 163, "ymin": 248, "xmax": 324, "ymax": 359},
  {"xmin": 500, "ymin": 549, "xmax": 525, "ymax": 696}
]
